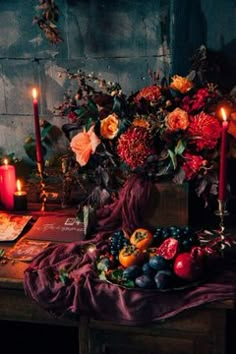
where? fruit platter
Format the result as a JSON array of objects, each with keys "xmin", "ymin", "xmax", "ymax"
[{"xmin": 96, "ymin": 226, "xmax": 220, "ymax": 290}]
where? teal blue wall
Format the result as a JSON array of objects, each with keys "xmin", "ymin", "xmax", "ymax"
[{"xmin": 0, "ymin": 0, "xmax": 235, "ymax": 159}]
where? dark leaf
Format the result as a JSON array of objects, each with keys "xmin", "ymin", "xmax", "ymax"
[
  {"xmin": 172, "ymin": 167, "xmax": 186, "ymax": 184},
  {"xmin": 174, "ymin": 139, "xmax": 186, "ymax": 155},
  {"xmin": 41, "ymin": 122, "xmax": 53, "ymax": 139},
  {"xmin": 195, "ymin": 178, "xmax": 208, "ymax": 197},
  {"xmin": 168, "ymin": 149, "xmax": 177, "ymax": 170},
  {"xmin": 62, "ymin": 123, "xmax": 80, "ymax": 140},
  {"xmin": 85, "ymin": 117, "xmax": 94, "ymax": 131}
]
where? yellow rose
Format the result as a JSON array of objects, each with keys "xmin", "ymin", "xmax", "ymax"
[
  {"xmin": 100, "ymin": 113, "xmax": 119, "ymax": 139},
  {"xmin": 165, "ymin": 108, "xmax": 189, "ymax": 132},
  {"xmin": 170, "ymin": 75, "xmax": 193, "ymax": 94}
]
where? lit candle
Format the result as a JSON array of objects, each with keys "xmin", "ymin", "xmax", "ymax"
[
  {"xmin": 14, "ymin": 179, "xmax": 28, "ymax": 211},
  {"xmin": 0, "ymin": 159, "xmax": 16, "ymax": 210},
  {"xmin": 218, "ymin": 108, "xmax": 229, "ymax": 201},
  {"xmin": 32, "ymin": 88, "xmax": 43, "ymax": 169}
]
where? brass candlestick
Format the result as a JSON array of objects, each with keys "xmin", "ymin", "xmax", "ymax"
[
  {"xmin": 198, "ymin": 199, "xmax": 233, "ymax": 251},
  {"xmin": 213, "ymin": 199, "xmax": 234, "ymax": 252},
  {"xmin": 37, "ymin": 161, "xmax": 47, "ymax": 212}
]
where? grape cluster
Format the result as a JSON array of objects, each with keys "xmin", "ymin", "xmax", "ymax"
[
  {"xmin": 109, "ymin": 230, "xmax": 129, "ymax": 260},
  {"xmin": 153, "ymin": 226, "xmax": 199, "ymax": 251}
]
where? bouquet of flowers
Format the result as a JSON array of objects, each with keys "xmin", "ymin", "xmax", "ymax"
[{"xmin": 55, "ymin": 47, "xmax": 236, "ymax": 212}]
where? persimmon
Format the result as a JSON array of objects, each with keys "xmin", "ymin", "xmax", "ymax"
[
  {"xmin": 130, "ymin": 228, "xmax": 153, "ymax": 251},
  {"xmin": 118, "ymin": 245, "xmax": 146, "ymax": 268}
]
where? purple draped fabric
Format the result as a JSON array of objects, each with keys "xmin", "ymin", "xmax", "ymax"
[
  {"xmin": 95, "ymin": 173, "xmax": 154, "ymax": 235},
  {"xmin": 23, "ymin": 174, "xmax": 236, "ymax": 325},
  {"xmin": 24, "ymin": 237, "xmax": 236, "ymax": 325}
]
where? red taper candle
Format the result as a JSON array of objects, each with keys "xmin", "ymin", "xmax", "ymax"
[
  {"xmin": 218, "ymin": 108, "xmax": 228, "ymax": 201},
  {"xmin": 32, "ymin": 88, "xmax": 43, "ymax": 165}
]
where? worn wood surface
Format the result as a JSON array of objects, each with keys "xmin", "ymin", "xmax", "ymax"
[{"xmin": 0, "ymin": 207, "xmax": 235, "ymax": 354}]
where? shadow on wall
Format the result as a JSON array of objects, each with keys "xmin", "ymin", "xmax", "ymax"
[
  {"xmin": 171, "ymin": 0, "xmax": 207, "ymax": 75},
  {"xmin": 218, "ymin": 37, "xmax": 236, "ymax": 91}
]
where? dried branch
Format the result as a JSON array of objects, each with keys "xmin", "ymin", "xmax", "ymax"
[{"xmin": 33, "ymin": 0, "xmax": 63, "ymax": 44}]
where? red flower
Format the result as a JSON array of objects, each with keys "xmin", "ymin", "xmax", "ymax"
[
  {"xmin": 117, "ymin": 127, "xmax": 152, "ymax": 169},
  {"xmin": 187, "ymin": 112, "xmax": 221, "ymax": 150},
  {"xmin": 67, "ymin": 111, "xmax": 78, "ymax": 123},
  {"xmin": 134, "ymin": 85, "xmax": 161, "ymax": 103},
  {"xmin": 180, "ymin": 88, "xmax": 218, "ymax": 113},
  {"xmin": 182, "ymin": 153, "xmax": 206, "ymax": 180}
]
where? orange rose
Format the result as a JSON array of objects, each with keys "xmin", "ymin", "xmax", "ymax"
[
  {"xmin": 133, "ymin": 117, "xmax": 150, "ymax": 129},
  {"xmin": 70, "ymin": 126, "xmax": 101, "ymax": 166},
  {"xmin": 100, "ymin": 113, "xmax": 119, "ymax": 139},
  {"xmin": 170, "ymin": 75, "xmax": 193, "ymax": 94},
  {"xmin": 165, "ymin": 108, "xmax": 189, "ymax": 132}
]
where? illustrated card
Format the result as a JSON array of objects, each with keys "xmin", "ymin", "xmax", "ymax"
[
  {"xmin": 0, "ymin": 213, "xmax": 32, "ymax": 241},
  {"xmin": 6, "ymin": 239, "xmax": 51, "ymax": 262}
]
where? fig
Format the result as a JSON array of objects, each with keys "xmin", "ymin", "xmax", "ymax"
[
  {"xmin": 135, "ymin": 274, "xmax": 155, "ymax": 289},
  {"xmin": 149, "ymin": 255, "xmax": 170, "ymax": 271},
  {"xmin": 142, "ymin": 262, "xmax": 156, "ymax": 276},
  {"xmin": 154, "ymin": 270, "xmax": 173, "ymax": 290},
  {"xmin": 122, "ymin": 265, "xmax": 142, "ymax": 280}
]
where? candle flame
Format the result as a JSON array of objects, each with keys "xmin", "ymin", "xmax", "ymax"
[
  {"xmin": 220, "ymin": 107, "xmax": 227, "ymax": 121},
  {"xmin": 4, "ymin": 159, "xmax": 8, "ymax": 166},
  {"xmin": 32, "ymin": 88, "xmax": 38, "ymax": 99},
  {"xmin": 16, "ymin": 179, "xmax": 22, "ymax": 192}
]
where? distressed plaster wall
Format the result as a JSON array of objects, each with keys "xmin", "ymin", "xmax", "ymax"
[
  {"xmin": 0, "ymin": 0, "xmax": 171, "ymax": 161},
  {"xmin": 0, "ymin": 0, "xmax": 235, "ymax": 161}
]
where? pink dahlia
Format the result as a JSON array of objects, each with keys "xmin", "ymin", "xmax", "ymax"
[
  {"xmin": 182, "ymin": 152, "xmax": 206, "ymax": 180},
  {"xmin": 117, "ymin": 127, "xmax": 152, "ymax": 169},
  {"xmin": 187, "ymin": 112, "xmax": 221, "ymax": 151}
]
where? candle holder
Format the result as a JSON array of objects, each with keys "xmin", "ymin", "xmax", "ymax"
[
  {"xmin": 214, "ymin": 199, "xmax": 231, "ymax": 251},
  {"xmin": 198, "ymin": 199, "xmax": 234, "ymax": 253},
  {"xmin": 37, "ymin": 161, "xmax": 47, "ymax": 212}
]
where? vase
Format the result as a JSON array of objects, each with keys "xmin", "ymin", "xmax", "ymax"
[{"xmin": 143, "ymin": 182, "xmax": 189, "ymax": 228}]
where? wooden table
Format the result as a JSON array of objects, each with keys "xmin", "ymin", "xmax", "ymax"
[{"xmin": 0, "ymin": 208, "xmax": 235, "ymax": 354}]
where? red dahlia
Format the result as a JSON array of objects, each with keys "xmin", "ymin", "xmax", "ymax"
[
  {"xmin": 117, "ymin": 127, "xmax": 152, "ymax": 169},
  {"xmin": 187, "ymin": 112, "xmax": 221, "ymax": 150},
  {"xmin": 182, "ymin": 152, "xmax": 206, "ymax": 180}
]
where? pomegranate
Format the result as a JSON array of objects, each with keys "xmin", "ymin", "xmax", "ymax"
[
  {"xmin": 173, "ymin": 247, "xmax": 204, "ymax": 281},
  {"xmin": 155, "ymin": 237, "xmax": 179, "ymax": 260}
]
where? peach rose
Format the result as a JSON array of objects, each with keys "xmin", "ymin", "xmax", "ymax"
[
  {"xmin": 70, "ymin": 126, "xmax": 101, "ymax": 166},
  {"xmin": 170, "ymin": 75, "xmax": 193, "ymax": 94},
  {"xmin": 165, "ymin": 108, "xmax": 189, "ymax": 132},
  {"xmin": 100, "ymin": 113, "xmax": 119, "ymax": 139}
]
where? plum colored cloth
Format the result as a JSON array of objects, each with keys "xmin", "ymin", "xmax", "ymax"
[
  {"xmin": 24, "ymin": 236, "xmax": 236, "ymax": 325},
  {"xmin": 95, "ymin": 173, "xmax": 154, "ymax": 235},
  {"xmin": 23, "ymin": 174, "xmax": 236, "ymax": 325}
]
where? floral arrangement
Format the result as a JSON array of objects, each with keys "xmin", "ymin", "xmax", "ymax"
[{"xmin": 55, "ymin": 48, "xmax": 236, "ymax": 212}]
